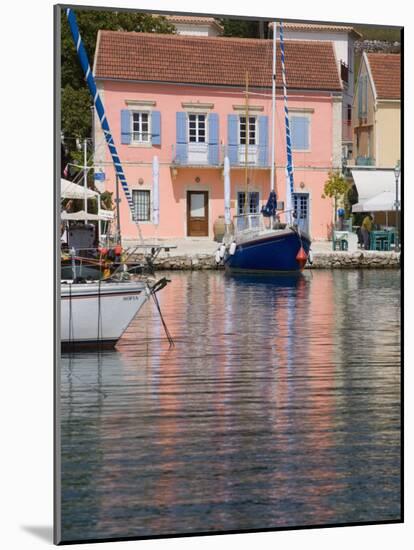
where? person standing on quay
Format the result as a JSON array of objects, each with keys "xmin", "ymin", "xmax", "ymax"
[{"xmin": 361, "ymin": 214, "xmax": 373, "ymax": 250}]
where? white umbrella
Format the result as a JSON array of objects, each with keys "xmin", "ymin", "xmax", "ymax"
[
  {"xmin": 152, "ymin": 156, "xmax": 160, "ymax": 225},
  {"xmin": 61, "ymin": 178, "xmax": 99, "ymax": 200},
  {"xmin": 224, "ymin": 156, "xmax": 231, "ymax": 228}
]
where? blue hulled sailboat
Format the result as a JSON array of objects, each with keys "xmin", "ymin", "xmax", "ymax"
[{"xmin": 217, "ymin": 21, "xmax": 311, "ymax": 274}]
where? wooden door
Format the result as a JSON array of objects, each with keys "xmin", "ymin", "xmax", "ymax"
[{"xmin": 187, "ymin": 191, "xmax": 209, "ymax": 236}]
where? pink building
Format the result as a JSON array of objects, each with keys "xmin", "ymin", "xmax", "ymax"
[{"xmin": 93, "ymin": 32, "xmax": 343, "ymax": 242}]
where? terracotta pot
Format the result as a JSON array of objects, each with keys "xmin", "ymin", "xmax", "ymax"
[{"xmin": 213, "ymin": 216, "xmax": 234, "ymax": 242}]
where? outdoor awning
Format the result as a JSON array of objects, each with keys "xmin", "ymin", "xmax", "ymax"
[
  {"xmin": 351, "ymin": 169, "xmax": 396, "ymax": 213},
  {"xmin": 352, "ymin": 191, "xmax": 396, "ymax": 213},
  {"xmin": 61, "ymin": 178, "xmax": 99, "ymax": 199},
  {"xmin": 61, "ymin": 210, "xmax": 113, "ymax": 221}
]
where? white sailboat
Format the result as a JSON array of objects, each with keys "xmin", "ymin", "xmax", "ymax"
[
  {"xmin": 62, "ymin": 10, "xmax": 173, "ymax": 351},
  {"xmin": 61, "ymin": 279, "xmax": 168, "ymax": 349}
]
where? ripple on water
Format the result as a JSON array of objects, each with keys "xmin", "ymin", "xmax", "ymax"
[{"xmin": 60, "ymin": 269, "xmax": 401, "ymax": 541}]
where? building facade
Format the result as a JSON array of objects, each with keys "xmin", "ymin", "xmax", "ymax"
[
  {"xmin": 351, "ymin": 52, "xmax": 401, "ymax": 169},
  {"xmin": 93, "ymin": 31, "xmax": 342, "ymax": 242},
  {"xmin": 283, "ymin": 23, "xmax": 361, "ymax": 161},
  {"xmin": 163, "ymin": 15, "xmax": 223, "ymax": 37}
]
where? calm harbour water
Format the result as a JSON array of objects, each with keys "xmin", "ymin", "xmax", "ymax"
[{"xmin": 60, "ymin": 269, "xmax": 401, "ymax": 542}]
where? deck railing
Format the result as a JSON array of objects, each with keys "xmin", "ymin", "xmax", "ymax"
[{"xmin": 233, "ymin": 214, "xmax": 265, "ymax": 234}]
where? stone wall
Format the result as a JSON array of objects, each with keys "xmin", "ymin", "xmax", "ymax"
[
  {"xmin": 131, "ymin": 251, "xmax": 400, "ymax": 270},
  {"xmin": 355, "ymin": 40, "xmax": 400, "ymax": 54},
  {"xmin": 308, "ymin": 251, "xmax": 400, "ymax": 269}
]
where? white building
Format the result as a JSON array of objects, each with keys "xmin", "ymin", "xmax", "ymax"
[{"xmin": 164, "ymin": 15, "xmax": 223, "ymax": 37}]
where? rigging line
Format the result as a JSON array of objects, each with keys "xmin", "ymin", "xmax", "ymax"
[
  {"xmin": 68, "ymin": 283, "xmax": 73, "ymax": 346},
  {"xmin": 270, "ymin": 23, "xmax": 277, "ymax": 196},
  {"xmin": 279, "ymin": 20, "xmax": 295, "ymax": 196},
  {"xmin": 97, "ymin": 278, "xmax": 103, "ymax": 349}
]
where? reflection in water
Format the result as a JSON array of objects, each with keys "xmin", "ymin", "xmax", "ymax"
[{"xmin": 60, "ymin": 270, "xmax": 400, "ymax": 541}]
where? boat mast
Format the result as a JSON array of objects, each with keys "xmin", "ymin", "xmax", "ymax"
[
  {"xmin": 244, "ymin": 71, "xmax": 249, "ymax": 216},
  {"xmin": 83, "ymin": 138, "xmax": 88, "ymax": 223},
  {"xmin": 65, "ymin": 8, "xmax": 144, "ymax": 244},
  {"xmin": 271, "ymin": 22, "xmax": 276, "ymax": 193},
  {"xmin": 279, "ymin": 20, "xmax": 294, "ymax": 225}
]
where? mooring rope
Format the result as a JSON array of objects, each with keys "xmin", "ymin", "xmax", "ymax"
[{"xmin": 150, "ymin": 281, "xmax": 174, "ymax": 348}]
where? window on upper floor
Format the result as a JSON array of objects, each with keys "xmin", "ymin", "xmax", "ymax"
[
  {"xmin": 239, "ymin": 116, "xmax": 257, "ymax": 145},
  {"xmin": 358, "ymin": 75, "xmax": 368, "ymax": 118},
  {"xmin": 188, "ymin": 113, "xmax": 206, "ymax": 143},
  {"xmin": 132, "ymin": 189, "xmax": 151, "ymax": 221},
  {"xmin": 340, "ymin": 61, "xmax": 349, "ymax": 84},
  {"xmin": 290, "ymin": 115, "xmax": 311, "ymax": 151},
  {"xmin": 131, "ymin": 112, "xmax": 151, "ymax": 143}
]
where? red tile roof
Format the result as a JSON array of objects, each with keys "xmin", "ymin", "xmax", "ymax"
[
  {"xmin": 366, "ymin": 53, "xmax": 401, "ymax": 100},
  {"xmin": 94, "ymin": 31, "xmax": 342, "ymax": 92}
]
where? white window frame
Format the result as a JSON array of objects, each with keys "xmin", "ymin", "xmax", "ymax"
[
  {"xmin": 132, "ymin": 189, "xmax": 152, "ymax": 223},
  {"xmin": 188, "ymin": 113, "xmax": 208, "ymax": 144},
  {"xmin": 292, "ymin": 192, "xmax": 310, "ymax": 234},
  {"xmin": 237, "ymin": 190, "xmax": 261, "ymax": 215},
  {"xmin": 238, "ymin": 115, "xmax": 258, "ymax": 146},
  {"xmin": 131, "ymin": 111, "xmax": 152, "ymax": 145}
]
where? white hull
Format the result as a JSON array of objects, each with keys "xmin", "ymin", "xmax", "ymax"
[{"xmin": 61, "ymin": 281, "xmax": 150, "ymax": 346}]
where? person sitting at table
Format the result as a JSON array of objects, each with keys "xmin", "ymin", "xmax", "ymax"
[{"xmin": 361, "ymin": 214, "xmax": 373, "ymax": 250}]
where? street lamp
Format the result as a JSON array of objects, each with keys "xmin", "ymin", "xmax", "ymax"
[{"xmin": 394, "ymin": 161, "xmax": 400, "ymax": 250}]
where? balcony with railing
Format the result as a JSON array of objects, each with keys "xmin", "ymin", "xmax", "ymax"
[
  {"xmin": 171, "ymin": 144, "xmax": 270, "ymax": 169},
  {"xmin": 356, "ymin": 156, "xmax": 375, "ymax": 166}
]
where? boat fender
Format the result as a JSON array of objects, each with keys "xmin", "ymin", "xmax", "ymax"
[
  {"xmin": 219, "ymin": 244, "xmax": 226, "ymax": 259},
  {"xmin": 296, "ymin": 246, "xmax": 308, "ymax": 270},
  {"xmin": 229, "ymin": 241, "xmax": 237, "ymax": 255},
  {"xmin": 308, "ymin": 249, "xmax": 313, "ymax": 265},
  {"xmin": 215, "ymin": 250, "xmax": 221, "ymax": 264},
  {"xmin": 114, "ymin": 244, "xmax": 122, "ymax": 256}
]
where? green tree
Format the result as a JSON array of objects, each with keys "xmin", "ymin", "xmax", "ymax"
[
  {"xmin": 323, "ymin": 171, "xmax": 349, "ymax": 222},
  {"xmin": 220, "ymin": 18, "xmax": 269, "ymax": 38},
  {"xmin": 61, "ymin": 85, "xmax": 92, "ymax": 141},
  {"xmin": 61, "ymin": 9, "xmax": 175, "ymax": 164}
]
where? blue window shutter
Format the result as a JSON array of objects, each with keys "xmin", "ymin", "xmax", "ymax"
[
  {"xmin": 121, "ymin": 110, "xmax": 131, "ymax": 145},
  {"xmin": 258, "ymin": 115, "xmax": 269, "ymax": 166},
  {"xmin": 152, "ymin": 111, "xmax": 161, "ymax": 145},
  {"xmin": 208, "ymin": 113, "xmax": 219, "ymax": 165},
  {"xmin": 227, "ymin": 114, "xmax": 238, "ymax": 165},
  {"xmin": 175, "ymin": 112, "xmax": 187, "ymax": 164},
  {"xmin": 291, "ymin": 116, "xmax": 309, "ymax": 150}
]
